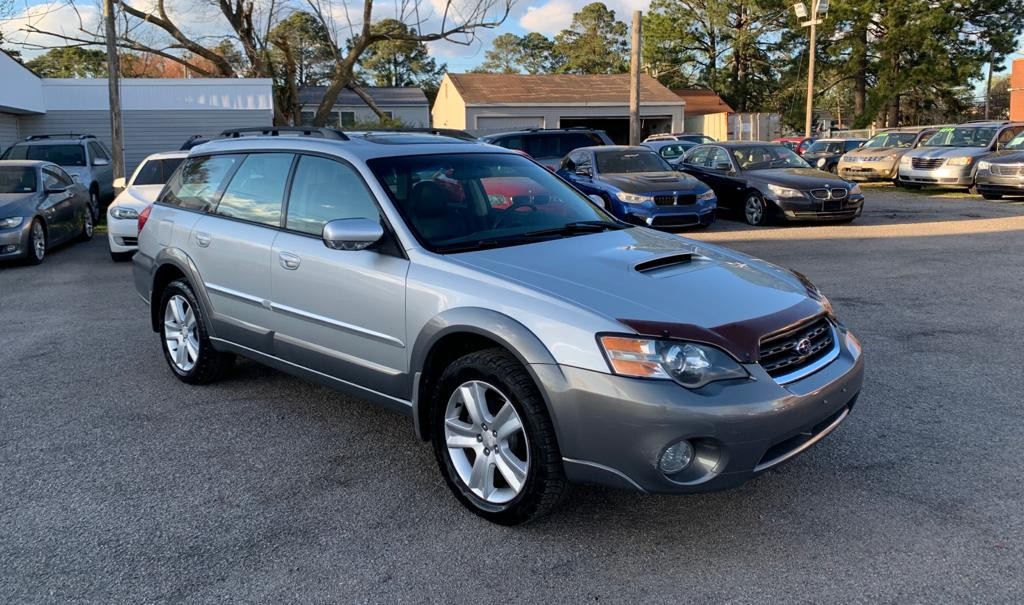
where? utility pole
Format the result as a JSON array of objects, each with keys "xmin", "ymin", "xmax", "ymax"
[
  {"xmin": 103, "ymin": 0, "xmax": 125, "ymax": 182},
  {"xmin": 793, "ymin": 0, "xmax": 828, "ymax": 138},
  {"xmin": 629, "ymin": 10, "xmax": 642, "ymax": 146}
]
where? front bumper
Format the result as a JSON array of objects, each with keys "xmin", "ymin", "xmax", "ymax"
[
  {"xmin": 773, "ymin": 194, "xmax": 864, "ymax": 222},
  {"xmin": 0, "ymin": 219, "xmax": 32, "ymax": 260},
  {"xmin": 539, "ymin": 326, "xmax": 864, "ymax": 494},
  {"xmin": 975, "ymin": 171, "xmax": 1024, "ymax": 196},
  {"xmin": 624, "ymin": 204, "xmax": 717, "ymax": 229},
  {"xmin": 107, "ymin": 215, "xmax": 139, "ymax": 253},
  {"xmin": 898, "ymin": 163, "xmax": 974, "ymax": 187},
  {"xmin": 838, "ymin": 159, "xmax": 898, "ymax": 181}
]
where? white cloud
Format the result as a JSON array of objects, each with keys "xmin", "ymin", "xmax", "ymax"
[
  {"xmin": 518, "ymin": 0, "xmax": 574, "ymax": 36},
  {"xmin": 2, "ymin": 1, "xmax": 102, "ymax": 58}
]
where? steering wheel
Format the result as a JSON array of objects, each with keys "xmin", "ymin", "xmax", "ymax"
[{"xmin": 492, "ymin": 202, "xmax": 538, "ymax": 229}]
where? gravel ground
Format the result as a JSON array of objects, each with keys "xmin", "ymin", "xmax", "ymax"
[{"xmin": 1, "ymin": 186, "xmax": 1023, "ymax": 603}]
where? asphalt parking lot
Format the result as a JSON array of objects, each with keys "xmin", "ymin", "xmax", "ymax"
[{"xmin": 2, "ymin": 186, "xmax": 1023, "ymax": 602}]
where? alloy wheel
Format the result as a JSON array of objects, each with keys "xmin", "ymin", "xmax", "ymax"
[
  {"xmin": 443, "ymin": 380, "xmax": 530, "ymax": 504},
  {"xmin": 163, "ymin": 294, "xmax": 199, "ymax": 372},
  {"xmin": 83, "ymin": 212, "xmax": 94, "ymax": 238},
  {"xmin": 90, "ymin": 191, "xmax": 100, "ymax": 221},
  {"xmin": 745, "ymin": 195, "xmax": 764, "ymax": 225},
  {"xmin": 31, "ymin": 221, "xmax": 45, "ymax": 261}
]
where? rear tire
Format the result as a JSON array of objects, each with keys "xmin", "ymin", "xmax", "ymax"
[
  {"xmin": 89, "ymin": 189, "xmax": 101, "ymax": 222},
  {"xmin": 158, "ymin": 279, "xmax": 234, "ymax": 384},
  {"xmin": 78, "ymin": 210, "xmax": 94, "ymax": 242},
  {"xmin": 431, "ymin": 348, "xmax": 568, "ymax": 525}
]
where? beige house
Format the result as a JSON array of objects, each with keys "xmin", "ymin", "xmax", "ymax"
[
  {"xmin": 432, "ymin": 73, "xmax": 685, "ymax": 143},
  {"xmin": 673, "ymin": 88, "xmax": 733, "ymax": 141}
]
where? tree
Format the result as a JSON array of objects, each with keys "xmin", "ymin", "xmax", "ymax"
[
  {"xmin": 270, "ymin": 12, "xmax": 334, "ymax": 88},
  {"xmin": 477, "ymin": 32, "xmax": 558, "ymax": 74},
  {"xmin": 356, "ymin": 19, "xmax": 446, "ymax": 96},
  {"xmin": 20, "ymin": 0, "xmax": 513, "ymax": 126},
  {"xmin": 552, "ymin": 3, "xmax": 629, "ymax": 74},
  {"xmin": 25, "ymin": 47, "xmax": 108, "ymax": 77}
]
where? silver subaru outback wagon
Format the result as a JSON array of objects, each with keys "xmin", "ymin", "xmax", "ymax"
[{"xmin": 133, "ymin": 127, "xmax": 864, "ymax": 525}]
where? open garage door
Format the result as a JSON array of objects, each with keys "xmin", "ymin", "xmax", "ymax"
[
  {"xmin": 559, "ymin": 117, "xmax": 673, "ymax": 144},
  {"xmin": 475, "ymin": 116, "xmax": 544, "ymax": 133}
]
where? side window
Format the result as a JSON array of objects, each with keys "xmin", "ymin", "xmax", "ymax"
[
  {"xmin": 51, "ymin": 167, "xmax": 74, "ymax": 186},
  {"xmin": 997, "ymin": 128, "xmax": 1021, "ymax": 148},
  {"xmin": 844, "ymin": 140, "xmax": 862, "ymax": 152},
  {"xmin": 215, "ymin": 153, "xmax": 293, "ymax": 227},
  {"xmin": 684, "ymin": 146, "xmax": 710, "ymax": 166},
  {"xmin": 88, "ymin": 142, "xmax": 111, "ymax": 162},
  {"xmin": 576, "ymin": 152, "xmax": 593, "ymax": 174},
  {"xmin": 707, "ymin": 148, "xmax": 731, "ymax": 170},
  {"xmin": 560, "ymin": 151, "xmax": 578, "ymax": 172},
  {"xmin": 285, "ymin": 155, "xmax": 380, "ymax": 236},
  {"xmin": 659, "ymin": 144, "xmax": 685, "ymax": 160},
  {"xmin": 493, "ymin": 136, "xmax": 524, "ymax": 151},
  {"xmin": 42, "ymin": 168, "xmax": 63, "ymax": 190},
  {"xmin": 159, "ymin": 154, "xmax": 242, "ymax": 212}
]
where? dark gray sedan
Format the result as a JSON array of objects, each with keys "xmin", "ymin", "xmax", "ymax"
[{"xmin": 0, "ymin": 160, "xmax": 93, "ymax": 265}]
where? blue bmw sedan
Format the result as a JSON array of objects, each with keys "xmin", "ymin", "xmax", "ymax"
[{"xmin": 557, "ymin": 146, "xmax": 716, "ymax": 229}]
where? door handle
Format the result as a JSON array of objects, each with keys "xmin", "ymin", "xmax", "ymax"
[
  {"xmin": 279, "ymin": 251, "xmax": 301, "ymax": 270},
  {"xmin": 195, "ymin": 232, "xmax": 211, "ymax": 247}
]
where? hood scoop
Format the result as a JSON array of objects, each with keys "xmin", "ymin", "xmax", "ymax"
[{"xmin": 634, "ymin": 252, "xmax": 695, "ymax": 276}]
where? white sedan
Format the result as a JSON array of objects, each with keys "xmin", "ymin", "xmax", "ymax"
[{"xmin": 107, "ymin": 151, "xmax": 186, "ymax": 262}]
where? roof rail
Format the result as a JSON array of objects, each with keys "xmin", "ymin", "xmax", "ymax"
[
  {"xmin": 361, "ymin": 128, "xmax": 477, "ymax": 141},
  {"xmin": 217, "ymin": 127, "xmax": 350, "ymax": 141},
  {"xmin": 25, "ymin": 133, "xmax": 96, "ymax": 141}
]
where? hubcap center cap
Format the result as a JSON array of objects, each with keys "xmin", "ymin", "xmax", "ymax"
[{"xmin": 482, "ymin": 430, "xmax": 497, "ymax": 449}]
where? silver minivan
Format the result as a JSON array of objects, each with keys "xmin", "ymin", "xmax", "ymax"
[{"xmin": 134, "ymin": 128, "xmax": 864, "ymax": 524}]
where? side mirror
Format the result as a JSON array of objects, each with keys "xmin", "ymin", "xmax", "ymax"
[
  {"xmin": 45, "ymin": 185, "xmax": 68, "ymax": 195},
  {"xmin": 587, "ymin": 194, "xmax": 608, "ymax": 209},
  {"xmin": 714, "ymin": 162, "xmax": 733, "ymax": 172},
  {"xmin": 92, "ymin": 157, "xmax": 110, "ymax": 167},
  {"xmin": 322, "ymin": 217, "xmax": 384, "ymax": 251},
  {"xmin": 113, "ymin": 177, "xmax": 126, "ymax": 189}
]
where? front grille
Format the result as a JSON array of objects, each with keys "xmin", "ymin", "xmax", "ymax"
[
  {"xmin": 990, "ymin": 163, "xmax": 1024, "ymax": 177},
  {"xmin": 649, "ymin": 214, "xmax": 699, "ymax": 228},
  {"xmin": 912, "ymin": 157, "xmax": 945, "ymax": 169},
  {"xmin": 809, "ymin": 188, "xmax": 847, "ymax": 200},
  {"xmin": 654, "ymin": 194, "xmax": 697, "ymax": 206},
  {"xmin": 759, "ymin": 316, "xmax": 835, "ymax": 379}
]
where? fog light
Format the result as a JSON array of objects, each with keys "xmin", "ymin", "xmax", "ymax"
[
  {"xmin": 0, "ymin": 244, "xmax": 17, "ymax": 253},
  {"xmin": 659, "ymin": 440, "xmax": 695, "ymax": 474}
]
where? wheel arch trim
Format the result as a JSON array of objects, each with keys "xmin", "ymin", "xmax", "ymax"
[{"xmin": 148, "ymin": 247, "xmax": 216, "ymax": 337}]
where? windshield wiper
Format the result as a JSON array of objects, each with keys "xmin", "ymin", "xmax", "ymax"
[{"xmin": 521, "ymin": 221, "xmax": 625, "ymax": 238}]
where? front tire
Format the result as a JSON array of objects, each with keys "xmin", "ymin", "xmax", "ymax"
[
  {"xmin": 25, "ymin": 219, "xmax": 46, "ymax": 265},
  {"xmin": 79, "ymin": 210, "xmax": 94, "ymax": 242},
  {"xmin": 89, "ymin": 189, "xmax": 101, "ymax": 222},
  {"xmin": 158, "ymin": 279, "xmax": 234, "ymax": 384},
  {"xmin": 743, "ymin": 192, "xmax": 770, "ymax": 226},
  {"xmin": 981, "ymin": 193, "xmax": 1003, "ymax": 200},
  {"xmin": 431, "ymin": 348, "xmax": 568, "ymax": 525}
]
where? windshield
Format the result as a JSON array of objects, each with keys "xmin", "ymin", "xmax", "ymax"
[
  {"xmin": 1005, "ymin": 131, "xmax": 1024, "ymax": 150},
  {"xmin": 0, "ymin": 167, "xmax": 37, "ymax": 193},
  {"xmin": 132, "ymin": 158, "xmax": 185, "ymax": 186},
  {"xmin": 596, "ymin": 150, "xmax": 671, "ymax": 173},
  {"xmin": 732, "ymin": 145, "xmax": 810, "ymax": 170},
  {"xmin": 864, "ymin": 132, "xmax": 916, "ymax": 148},
  {"xmin": 5, "ymin": 144, "xmax": 87, "ymax": 166},
  {"xmin": 367, "ymin": 153, "xmax": 620, "ymax": 253},
  {"xmin": 923, "ymin": 126, "xmax": 997, "ymax": 148},
  {"xmin": 807, "ymin": 141, "xmax": 844, "ymax": 154}
]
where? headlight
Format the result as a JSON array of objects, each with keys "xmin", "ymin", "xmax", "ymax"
[
  {"xmin": 696, "ymin": 189, "xmax": 716, "ymax": 201},
  {"xmin": 977, "ymin": 160, "xmax": 991, "ymax": 171},
  {"xmin": 616, "ymin": 192, "xmax": 654, "ymax": 203},
  {"xmin": 0, "ymin": 216, "xmax": 25, "ymax": 229},
  {"xmin": 817, "ymin": 158, "xmax": 827, "ymax": 167},
  {"xmin": 109, "ymin": 207, "xmax": 139, "ymax": 220},
  {"xmin": 766, "ymin": 183, "xmax": 804, "ymax": 199},
  {"xmin": 849, "ymin": 184, "xmax": 862, "ymax": 195},
  {"xmin": 599, "ymin": 336, "xmax": 748, "ymax": 389},
  {"xmin": 947, "ymin": 156, "xmax": 973, "ymax": 166},
  {"xmin": 900, "ymin": 155, "xmax": 912, "ymax": 165}
]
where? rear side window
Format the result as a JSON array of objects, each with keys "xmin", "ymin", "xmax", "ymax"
[
  {"xmin": 6, "ymin": 144, "xmax": 87, "ymax": 166},
  {"xmin": 525, "ymin": 133, "xmax": 601, "ymax": 159},
  {"xmin": 133, "ymin": 158, "xmax": 185, "ymax": 186},
  {"xmin": 159, "ymin": 154, "xmax": 242, "ymax": 212},
  {"xmin": 215, "ymin": 153, "xmax": 293, "ymax": 227},
  {"xmin": 285, "ymin": 155, "xmax": 379, "ymax": 236}
]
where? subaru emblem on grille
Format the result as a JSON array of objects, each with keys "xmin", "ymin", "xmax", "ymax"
[{"xmin": 796, "ymin": 338, "xmax": 812, "ymax": 356}]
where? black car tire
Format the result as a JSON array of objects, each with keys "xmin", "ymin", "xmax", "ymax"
[
  {"xmin": 968, "ymin": 185, "xmax": 979, "ymax": 195},
  {"xmin": 981, "ymin": 193, "xmax": 1003, "ymax": 200},
  {"xmin": 110, "ymin": 251, "xmax": 134, "ymax": 262},
  {"xmin": 78, "ymin": 210, "xmax": 94, "ymax": 242},
  {"xmin": 828, "ymin": 163, "xmax": 838, "ymax": 174},
  {"xmin": 159, "ymin": 279, "xmax": 234, "ymax": 384},
  {"xmin": 743, "ymin": 192, "xmax": 770, "ymax": 226},
  {"xmin": 431, "ymin": 347, "xmax": 568, "ymax": 525},
  {"xmin": 89, "ymin": 189, "xmax": 101, "ymax": 222},
  {"xmin": 24, "ymin": 219, "xmax": 46, "ymax": 266}
]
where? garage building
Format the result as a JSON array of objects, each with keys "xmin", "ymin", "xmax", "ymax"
[
  {"xmin": 432, "ymin": 73, "xmax": 685, "ymax": 143},
  {"xmin": 0, "ymin": 50, "xmax": 272, "ymax": 172}
]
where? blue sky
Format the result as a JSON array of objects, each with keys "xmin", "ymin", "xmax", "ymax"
[{"xmin": 5, "ymin": 0, "xmax": 1022, "ymax": 79}]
